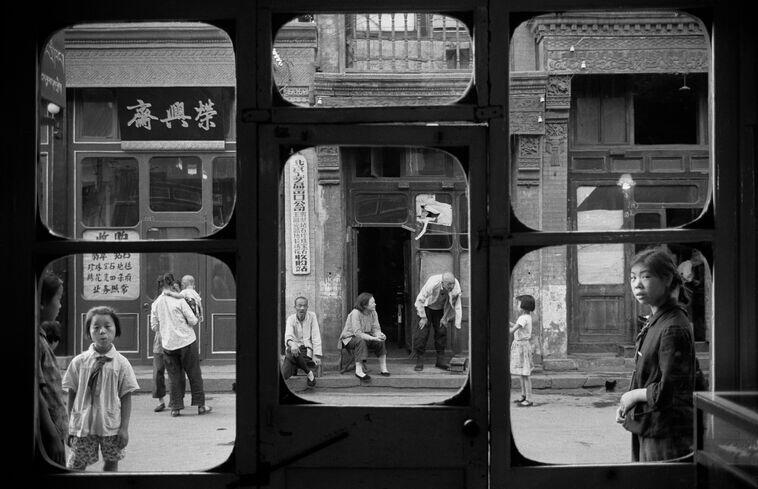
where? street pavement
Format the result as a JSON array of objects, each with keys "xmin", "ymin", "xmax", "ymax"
[{"xmin": 68, "ymin": 386, "xmax": 632, "ymax": 472}]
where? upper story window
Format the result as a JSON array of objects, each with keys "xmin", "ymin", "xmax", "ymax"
[
  {"xmin": 509, "ymin": 11, "xmax": 711, "ymax": 231},
  {"xmin": 272, "ymin": 13, "xmax": 473, "ymax": 107}
]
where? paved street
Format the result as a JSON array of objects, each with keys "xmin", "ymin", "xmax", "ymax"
[
  {"xmin": 67, "ymin": 392, "xmax": 236, "ymax": 472},
  {"xmin": 510, "ymin": 388, "xmax": 631, "ymax": 465},
  {"xmin": 68, "ymin": 386, "xmax": 632, "ymax": 472}
]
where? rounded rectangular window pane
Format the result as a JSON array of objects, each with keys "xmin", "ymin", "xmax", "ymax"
[
  {"xmin": 509, "ymin": 10, "xmax": 711, "ymax": 231},
  {"xmin": 273, "ymin": 14, "xmax": 473, "ymax": 107},
  {"xmin": 38, "ymin": 254, "xmax": 235, "ymax": 471},
  {"xmin": 81, "ymin": 157, "xmax": 139, "ymax": 228},
  {"xmin": 39, "ymin": 23, "xmax": 236, "ymax": 238},
  {"xmin": 150, "ymin": 157, "xmax": 202, "ymax": 212},
  {"xmin": 509, "ymin": 243, "xmax": 711, "ymax": 464},
  {"xmin": 280, "ymin": 147, "xmax": 468, "ymax": 405},
  {"xmin": 212, "ymin": 157, "xmax": 236, "ymax": 227}
]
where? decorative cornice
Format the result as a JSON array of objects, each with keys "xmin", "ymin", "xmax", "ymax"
[
  {"xmin": 531, "ymin": 12, "xmax": 706, "ymax": 43},
  {"xmin": 313, "ymin": 72, "xmax": 471, "ymax": 101},
  {"xmin": 121, "ymin": 140, "xmax": 225, "ymax": 151},
  {"xmin": 67, "ymin": 48, "xmax": 236, "ymax": 87}
]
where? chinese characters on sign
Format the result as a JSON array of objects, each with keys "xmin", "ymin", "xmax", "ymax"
[
  {"xmin": 40, "ymin": 31, "xmax": 66, "ymax": 107},
  {"xmin": 117, "ymin": 88, "xmax": 228, "ymax": 141},
  {"xmin": 127, "ymin": 98, "xmax": 216, "ymax": 131},
  {"xmin": 82, "ymin": 230, "xmax": 140, "ymax": 300},
  {"xmin": 289, "ymin": 154, "xmax": 311, "ymax": 275}
]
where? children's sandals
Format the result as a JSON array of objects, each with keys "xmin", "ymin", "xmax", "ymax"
[
  {"xmin": 517, "ymin": 400, "xmax": 534, "ymax": 407},
  {"xmin": 513, "ymin": 395, "xmax": 526, "ymax": 404}
]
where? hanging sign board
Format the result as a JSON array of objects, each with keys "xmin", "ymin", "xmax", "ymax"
[
  {"xmin": 117, "ymin": 87, "xmax": 227, "ymax": 141},
  {"xmin": 40, "ymin": 31, "xmax": 66, "ymax": 107},
  {"xmin": 288, "ymin": 154, "xmax": 311, "ymax": 275},
  {"xmin": 82, "ymin": 230, "xmax": 140, "ymax": 300}
]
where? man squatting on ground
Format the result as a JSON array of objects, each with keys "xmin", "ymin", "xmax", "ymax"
[{"xmin": 282, "ymin": 296, "xmax": 322, "ymax": 387}]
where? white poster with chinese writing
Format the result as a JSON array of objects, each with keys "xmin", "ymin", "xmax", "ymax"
[
  {"xmin": 288, "ymin": 154, "xmax": 310, "ymax": 275},
  {"xmin": 82, "ymin": 230, "xmax": 140, "ymax": 300}
]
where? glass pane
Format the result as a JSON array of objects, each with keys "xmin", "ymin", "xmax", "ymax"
[
  {"xmin": 280, "ymin": 147, "xmax": 469, "ymax": 405},
  {"xmin": 38, "ymin": 254, "xmax": 235, "ymax": 471},
  {"xmin": 355, "ymin": 194, "xmax": 408, "ymax": 223},
  {"xmin": 39, "ymin": 22, "xmax": 236, "ymax": 238},
  {"xmin": 80, "ymin": 157, "xmax": 139, "ymax": 227},
  {"xmin": 416, "ymin": 193, "xmax": 453, "ymax": 249},
  {"xmin": 212, "ymin": 156, "xmax": 236, "ymax": 227},
  {"xmin": 78, "ymin": 89, "xmax": 117, "ymax": 139},
  {"xmin": 510, "ymin": 244, "xmax": 712, "ymax": 463},
  {"xmin": 510, "ymin": 10, "xmax": 711, "ymax": 231},
  {"xmin": 273, "ymin": 14, "xmax": 473, "ymax": 107},
  {"xmin": 149, "ymin": 157, "xmax": 202, "ymax": 212}
]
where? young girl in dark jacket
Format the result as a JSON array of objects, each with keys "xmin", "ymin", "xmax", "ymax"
[{"xmin": 615, "ymin": 246, "xmax": 696, "ymax": 462}]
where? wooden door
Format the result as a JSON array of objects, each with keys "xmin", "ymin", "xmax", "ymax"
[{"xmin": 568, "ymin": 182, "xmax": 633, "ymax": 352}]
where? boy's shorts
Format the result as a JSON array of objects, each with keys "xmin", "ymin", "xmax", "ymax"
[{"xmin": 67, "ymin": 434, "xmax": 125, "ymax": 469}]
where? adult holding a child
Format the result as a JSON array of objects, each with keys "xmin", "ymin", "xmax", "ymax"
[
  {"xmin": 150, "ymin": 272, "xmax": 212, "ymax": 417},
  {"xmin": 615, "ymin": 246, "xmax": 697, "ymax": 462}
]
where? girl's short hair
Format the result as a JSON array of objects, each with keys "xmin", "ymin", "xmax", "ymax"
[
  {"xmin": 516, "ymin": 294, "xmax": 536, "ymax": 312},
  {"xmin": 40, "ymin": 272, "xmax": 63, "ymax": 306},
  {"xmin": 630, "ymin": 246, "xmax": 691, "ymax": 305},
  {"xmin": 84, "ymin": 306, "xmax": 122, "ymax": 338},
  {"xmin": 354, "ymin": 292, "xmax": 374, "ymax": 313}
]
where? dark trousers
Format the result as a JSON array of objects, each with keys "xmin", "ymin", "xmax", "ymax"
[
  {"xmin": 281, "ymin": 345, "xmax": 315, "ymax": 379},
  {"xmin": 412, "ymin": 307, "xmax": 447, "ymax": 357},
  {"xmin": 344, "ymin": 336, "xmax": 387, "ymax": 363},
  {"xmin": 163, "ymin": 341, "xmax": 206, "ymax": 410},
  {"xmin": 152, "ymin": 351, "xmax": 170, "ymax": 399}
]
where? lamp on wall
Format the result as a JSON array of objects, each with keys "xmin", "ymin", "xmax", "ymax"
[
  {"xmin": 679, "ymin": 72, "xmax": 691, "ymax": 91},
  {"xmin": 617, "ymin": 173, "xmax": 635, "ymax": 191},
  {"xmin": 46, "ymin": 102, "xmax": 60, "ymax": 116},
  {"xmin": 43, "ymin": 102, "xmax": 62, "ymax": 139}
]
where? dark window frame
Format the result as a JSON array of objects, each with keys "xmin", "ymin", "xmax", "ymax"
[{"xmin": 17, "ymin": 2, "xmax": 756, "ymax": 489}]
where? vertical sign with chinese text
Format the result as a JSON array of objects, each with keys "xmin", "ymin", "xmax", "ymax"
[
  {"xmin": 82, "ymin": 230, "xmax": 140, "ymax": 300},
  {"xmin": 40, "ymin": 31, "xmax": 66, "ymax": 107},
  {"xmin": 289, "ymin": 154, "xmax": 310, "ymax": 275}
]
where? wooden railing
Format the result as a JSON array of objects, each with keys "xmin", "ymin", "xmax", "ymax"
[{"xmin": 345, "ymin": 13, "xmax": 472, "ymax": 72}]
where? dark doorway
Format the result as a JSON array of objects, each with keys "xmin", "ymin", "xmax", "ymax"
[{"xmin": 356, "ymin": 227, "xmax": 410, "ymax": 348}]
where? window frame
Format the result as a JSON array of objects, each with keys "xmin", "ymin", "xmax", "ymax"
[{"xmin": 15, "ymin": 1, "xmax": 756, "ymax": 488}]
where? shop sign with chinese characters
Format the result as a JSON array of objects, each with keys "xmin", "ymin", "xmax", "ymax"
[
  {"xmin": 82, "ymin": 230, "xmax": 140, "ymax": 300},
  {"xmin": 117, "ymin": 88, "xmax": 227, "ymax": 141}
]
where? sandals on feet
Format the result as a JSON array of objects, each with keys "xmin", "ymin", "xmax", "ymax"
[
  {"xmin": 154, "ymin": 402, "xmax": 166, "ymax": 412},
  {"xmin": 513, "ymin": 396, "xmax": 526, "ymax": 404},
  {"xmin": 355, "ymin": 373, "xmax": 371, "ymax": 381},
  {"xmin": 198, "ymin": 405, "xmax": 213, "ymax": 415},
  {"xmin": 518, "ymin": 400, "xmax": 534, "ymax": 407}
]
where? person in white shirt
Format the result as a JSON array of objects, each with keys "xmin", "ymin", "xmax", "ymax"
[
  {"xmin": 412, "ymin": 272, "xmax": 462, "ymax": 371},
  {"xmin": 150, "ymin": 272, "xmax": 212, "ymax": 417},
  {"xmin": 282, "ymin": 297, "xmax": 322, "ymax": 387},
  {"xmin": 63, "ymin": 306, "xmax": 139, "ymax": 471}
]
